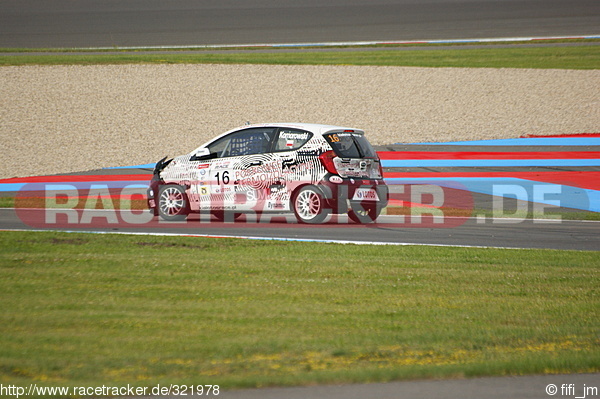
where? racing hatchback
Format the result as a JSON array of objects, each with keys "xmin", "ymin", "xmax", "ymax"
[{"xmin": 147, "ymin": 123, "xmax": 388, "ymax": 224}]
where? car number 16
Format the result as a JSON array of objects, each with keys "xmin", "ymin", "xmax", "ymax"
[{"xmin": 214, "ymin": 171, "xmax": 230, "ymax": 185}]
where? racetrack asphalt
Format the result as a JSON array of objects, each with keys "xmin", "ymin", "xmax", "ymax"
[
  {"xmin": 1, "ymin": 0, "xmax": 599, "ymax": 48},
  {"xmin": 216, "ymin": 373, "xmax": 600, "ymax": 399},
  {"xmin": 2, "ymin": 137, "xmax": 599, "ymax": 251}
]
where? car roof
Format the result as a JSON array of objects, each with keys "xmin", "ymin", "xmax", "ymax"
[
  {"xmin": 191, "ymin": 123, "xmax": 365, "ymax": 154},
  {"xmin": 236, "ymin": 122, "xmax": 365, "ymax": 135}
]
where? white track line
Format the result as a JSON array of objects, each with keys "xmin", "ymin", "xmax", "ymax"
[
  {"xmin": 73, "ymin": 35, "xmax": 600, "ymax": 51},
  {"xmin": 0, "ymin": 227, "xmax": 546, "ymax": 250}
]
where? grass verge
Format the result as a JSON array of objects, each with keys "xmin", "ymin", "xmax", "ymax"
[
  {"xmin": 0, "ymin": 231, "xmax": 598, "ymax": 392},
  {"xmin": 1, "ymin": 45, "xmax": 599, "ymax": 69}
]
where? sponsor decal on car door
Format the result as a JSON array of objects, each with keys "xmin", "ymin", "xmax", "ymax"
[
  {"xmin": 210, "ymin": 158, "xmax": 236, "ymax": 210},
  {"xmin": 233, "ymin": 154, "xmax": 284, "ymax": 212},
  {"xmin": 190, "ymin": 162, "xmax": 212, "ymax": 210}
]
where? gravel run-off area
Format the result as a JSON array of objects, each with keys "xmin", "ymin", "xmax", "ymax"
[{"xmin": 1, "ymin": 64, "xmax": 598, "ymax": 178}]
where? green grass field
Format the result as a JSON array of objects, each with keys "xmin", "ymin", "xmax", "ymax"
[
  {"xmin": 0, "ymin": 231, "xmax": 598, "ymax": 394},
  {"xmin": 1, "ymin": 42, "xmax": 599, "ymax": 69}
]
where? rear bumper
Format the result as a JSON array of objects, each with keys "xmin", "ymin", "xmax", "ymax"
[{"xmin": 319, "ymin": 176, "xmax": 389, "ymax": 214}]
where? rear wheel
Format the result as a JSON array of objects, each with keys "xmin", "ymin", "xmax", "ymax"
[
  {"xmin": 293, "ymin": 185, "xmax": 330, "ymax": 224},
  {"xmin": 158, "ymin": 185, "xmax": 189, "ymax": 221},
  {"xmin": 348, "ymin": 202, "xmax": 381, "ymax": 224}
]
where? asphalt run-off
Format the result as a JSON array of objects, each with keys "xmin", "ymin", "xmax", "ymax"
[{"xmin": 1, "ymin": 134, "xmax": 599, "ymax": 250}]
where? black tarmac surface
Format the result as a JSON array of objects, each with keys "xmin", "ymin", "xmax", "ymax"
[{"xmin": 1, "ymin": 0, "xmax": 599, "ymax": 48}]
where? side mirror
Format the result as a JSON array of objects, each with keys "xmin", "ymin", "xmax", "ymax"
[{"xmin": 190, "ymin": 148, "xmax": 211, "ymax": 161}]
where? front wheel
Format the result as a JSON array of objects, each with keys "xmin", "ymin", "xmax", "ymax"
[
  {"xmin": 348, "ymin": 202, "xmax": 381, "ymax": 224},
  {"xmin": 157, "ymin": 185, "xmax": 189, "ymax": 221},
  {"xmin": 292, "ymin": 185, "xmax": 331, "ymax": 224}
]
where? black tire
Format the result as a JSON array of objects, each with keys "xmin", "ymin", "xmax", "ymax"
[
  {"xmin": 348, "ymin": 202, "xmax": 381, "ymax": 224},
  {"xmin": 157, "ymin": 185, "xmax": 189, "ymax": 221},
  {"xmin": 292, "ymin": 185, "xmax": 331, "ymax": 224}
]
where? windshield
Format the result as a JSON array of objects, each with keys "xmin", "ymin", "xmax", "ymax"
[{"xmin": 324, "ymin": 132, "xmax": 378, "ymax": 159}]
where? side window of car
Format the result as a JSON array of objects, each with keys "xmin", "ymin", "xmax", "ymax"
[
  {"xmin": 208, "ymin": 128, "xmax": 275, "ymax": 158},
  {"xmin": 274, "ymin": 129, "xmax": 313, "ymax": 152},
  {"xmin": 206, "ymin": 136, "xmax": 230, "ymax": 158}
]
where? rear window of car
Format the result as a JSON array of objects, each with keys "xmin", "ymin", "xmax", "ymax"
[{"xmin": 324, "ymin": 132, "xmax": 378, "ymax": 159}]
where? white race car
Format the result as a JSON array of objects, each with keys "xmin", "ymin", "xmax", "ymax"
[{"xmin": 147, "ymin": 123, "xmax": 388, "ymax": 224}]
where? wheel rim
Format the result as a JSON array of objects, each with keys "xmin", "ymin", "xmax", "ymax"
[
  {"xmin": 159, "ymin": 186, "xmax": 185, "ymax": 216},
  {"xmin": 354, "ymin": 207, "xmax": 371, "ymax": 217},
  {"xmin": 296, "ymin": 189, "xmax": 322, "ymax": 220}
]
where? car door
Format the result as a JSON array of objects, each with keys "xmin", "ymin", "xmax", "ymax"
[
  {"xmin": 270, "ymin": 128, "xmax": 315, "ymax": 211},
  {"xmin": 194, "ymin": 127, "xmax": 277, "ymax": 212}
]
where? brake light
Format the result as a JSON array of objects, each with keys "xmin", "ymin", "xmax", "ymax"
[{"xmin": 319, "ymin": 150, "xmax": 338, "ymax": 174}]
